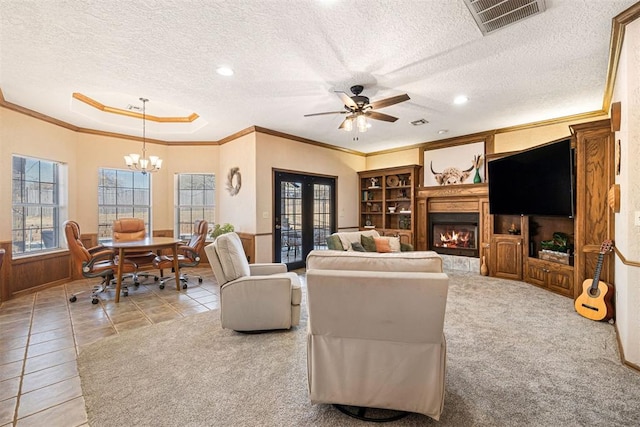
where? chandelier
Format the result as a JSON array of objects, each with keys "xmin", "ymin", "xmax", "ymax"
[{"xmin": 124, "ymin": 97, "xmax": 162, "ymax": 174}]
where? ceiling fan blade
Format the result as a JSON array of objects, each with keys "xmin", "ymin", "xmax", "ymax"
[
  {"xmin": 304, "ymin": 111, "xmax": 345, "ymax": 117},
  {"xmin": 367, "ymin": 111, "xmax": 398, "ymax": 122},
  {"xmin": 335, "ymin": 91, "xmax": 358, "ymax": 109},
  {"xmin": 369, "ymin": 93, "xmax": 410, "ymax": 110},
  {"xmin": 338, "ymin": 118, "xmax": 349, "ymax": 130}
]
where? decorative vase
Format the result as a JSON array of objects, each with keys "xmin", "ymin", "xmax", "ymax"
[
  {"xmin": 473, "ymin": 168, "xmax": 481, "ymax": 184},
  {"xmin": 480, "ymin": 255, "xmax": 488, "ymax": 276}
]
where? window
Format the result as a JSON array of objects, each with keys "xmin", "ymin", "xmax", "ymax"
[
  {"xmin": 176, "ymin": 173, "xmax": 215, "ymax": 239},
  {"xmin": 12, "ymin": 155, "xmax": 63, "ymax": 255},
  {"xmin": 98, "ymin": 169, "xmax": 151, "ymax": 242}
]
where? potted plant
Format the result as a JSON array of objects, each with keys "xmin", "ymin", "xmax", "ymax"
[{"xmin": 210, "ymin": 223, "xmax": 235, "ymax": 240}]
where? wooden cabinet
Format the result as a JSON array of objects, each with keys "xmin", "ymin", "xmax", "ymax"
[
  {"xmin": 525, "ymin": 258, "xmax": 573, "ymax": 297},
  {"xmin": 522, "ymin": 215, "xmax": 575, "ymax": 297},
  {"xmin": 358, "ymin": 165, "xmax": 420, "ymax": 245},
  {"xmin": 490, "ymin": 213, "xmax": 574, "ymax": 294},
  {"xmin": 490, "ymin": 235, "xmax": 523, "ymax": 280},
  {"xmin": 572, "ymin": 120, "xmax": 615, "ymax": 299},
  {"xmin": 485, "ymin": 120, "xmax": 614, "ymax": 299}
]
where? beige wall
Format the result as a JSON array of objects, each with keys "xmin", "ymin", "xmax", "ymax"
[
  {"xmin": 612, "ymin": 17, "xmax": 640, "ymax": 366},
  {"xmin": 254, "ymin": 132, "xmax": 365, "ymax": 262},
  {"xmin": 160, "ymin": 144, "xmax": 220, "ymax": 231},
  {"xmin": 0, "ymin": 109, "xmax": 77, "ymax": 240},
  {"xmin": 365, "ymin": 147, "xmax": 420, "ymax": 170},
  {"xmin": 493, "ymin": 117, "xmax": 607, "ymax": 153},
  {"xmin": 0, "ymin": 109, "xmax": 220, "ymax": 241},
  {"xmin": 218, "ymin": 133, "xmax": 257, "ymax": 235}
]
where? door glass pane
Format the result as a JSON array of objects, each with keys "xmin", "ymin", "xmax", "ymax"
[
  {"xmin": 280, "ymin": 181, "xmax": 303, "ymax": 264},
  {"xmin": 313, "ymin": 183, "xmax": 332, "ymax": 250}
]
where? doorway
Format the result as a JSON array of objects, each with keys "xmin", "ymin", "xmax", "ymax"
[{"xmin": 274, "ymin": 171, "xmax": 336, "ymax": 270}]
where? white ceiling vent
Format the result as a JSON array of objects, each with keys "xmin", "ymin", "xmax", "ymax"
[{"xmin": 463, "ymin": 0, "xmax": 546, "ymax": 35}]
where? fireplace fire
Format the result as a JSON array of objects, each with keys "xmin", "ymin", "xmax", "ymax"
[
  {"xmin": 428, "ymin": 213, "xmax": 479, "ymax": 257},
  {"xmin": 436, "ymin": 227, "xmax": 474, "ymax": 249}
]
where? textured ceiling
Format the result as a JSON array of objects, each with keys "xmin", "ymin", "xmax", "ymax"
[{"xmin": 0, "ymin": 0, "xmax": 636, "ymax": 153}]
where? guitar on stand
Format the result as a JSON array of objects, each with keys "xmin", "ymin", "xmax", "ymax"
[{"xmin": 574, "ymin": 240, "xmax": 614, "ymax": 321}]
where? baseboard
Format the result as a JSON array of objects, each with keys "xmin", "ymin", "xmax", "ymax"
[{"xmin": 614, "ymin": 322, "xmax": 640, "ymax": 373}]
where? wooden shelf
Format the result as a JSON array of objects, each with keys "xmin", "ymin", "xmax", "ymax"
[{"xmin": 358, "ymin": 165, "xmax": 420, "ymax": 246}]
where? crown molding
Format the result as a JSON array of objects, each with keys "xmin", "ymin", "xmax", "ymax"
[
  {"xmin": 72, "ymin": 92, "xmax": 199, "ymax": 123},
  {"xmin": 2, "ymin": 0, "xmax": 636, "ymax": 160},
  {"xmin": 253, "ymin": 126, "xmax": 366, "ymax": 156},
  {"xmin": 603, "ymin": 3, "xmax": 640, "ymax": 113}
]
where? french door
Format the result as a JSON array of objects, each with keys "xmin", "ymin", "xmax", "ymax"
[{"xmin": 274, "ymin": 171, "xmax": 336, "ymax": 270}]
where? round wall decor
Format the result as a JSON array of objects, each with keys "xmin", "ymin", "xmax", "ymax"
[
  {"xmin": 386, "ymin": 175, "xmax": 400, "ymax": 187},
  {"xmin": 226, "ymin": 167, "xmax": 242, "ymax": 196}
]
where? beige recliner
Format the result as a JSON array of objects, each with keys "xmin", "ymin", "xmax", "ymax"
[
  {"xmin": 205, "ymin": 232, "xmax": 302, "ymax": 331},
  {"xmin": 305, "ymin": 250, "xmax": 449, "ymax": 421}
]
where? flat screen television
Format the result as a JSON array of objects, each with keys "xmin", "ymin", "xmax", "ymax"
[{"xmin": 487, "ymin": 138, "xmax": 575, "ymax": 217}]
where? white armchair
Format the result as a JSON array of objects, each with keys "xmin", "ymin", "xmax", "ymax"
[
  {"xmin": 205, "ymin": 232, "xmax": 302, "ymax": 331},
  {"xmin": 305, "ymin": 250, "xmax": 449, "ymax": 421}
]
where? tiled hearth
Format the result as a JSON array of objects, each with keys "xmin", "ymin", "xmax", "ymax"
[{"xmin": 441, "ymin": 254, "xmax": 481, "ymax": 272}]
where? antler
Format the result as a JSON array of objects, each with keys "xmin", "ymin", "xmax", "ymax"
[{"xmin": 430, "ymin": 161, "xmax": 440, "ymax": 175}]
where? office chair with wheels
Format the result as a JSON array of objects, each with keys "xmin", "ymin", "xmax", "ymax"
[
  {"xmin": 112, "ymin": 218, "xmax": 159, "ymax": 285},
  {"xmin": 64, "ymin": 220, "xmax": 137, "ymax": 304},
  {"xmin": 153, "ymin": 220, "xmax": 208, "ymax": 289}
]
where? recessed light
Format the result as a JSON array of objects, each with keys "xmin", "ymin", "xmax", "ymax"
[
  {"xmin": 454, "ymin": 95, "xmax": 468, "ymax": 105},
  {"xmin": 438, "ymin": 129, "xmax": 449, "ymax": 134},
  {"xmin": 216, "ymin": 66, "xmax": 234, "ymax": 76}
]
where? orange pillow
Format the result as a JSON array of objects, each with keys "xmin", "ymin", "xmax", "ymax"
[{"xmin": 374, "ymin": 237, "xmax": 392, "ymax": 253}]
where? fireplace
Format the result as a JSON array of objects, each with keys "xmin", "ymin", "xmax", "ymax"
[{"xmin": 428, "ymin": 212, "xmax": 479, "ymax": 257}]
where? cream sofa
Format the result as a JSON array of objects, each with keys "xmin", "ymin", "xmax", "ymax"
[
  {"xmin": 305, "ymin": 249, "xmax": 448, "ymax": 420},
  {"xmin": 205, "ymin": 232, "xmax": 302, "ymax": 331}
]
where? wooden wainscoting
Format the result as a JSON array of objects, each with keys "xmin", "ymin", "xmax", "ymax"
[
  {"xmin": 153, "ymin": 230, "xmax": 255, "ymax": 265},
  {"xmin": 0, "ymin": 240, "xmax": 72, "ymax": 301},
  {"xmin": 237, "ymin": 232, "xmax": 256, "ymax": 264}
]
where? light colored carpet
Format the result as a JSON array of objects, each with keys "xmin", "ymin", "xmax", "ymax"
[{"xmin": 78, "ymin": 271, "xmax": 640, "ymax": 426}]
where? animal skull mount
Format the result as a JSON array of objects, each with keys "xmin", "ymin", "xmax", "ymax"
[{"xmin": 430, "ymin": 161, "xmax": 475, "ymax": 186}]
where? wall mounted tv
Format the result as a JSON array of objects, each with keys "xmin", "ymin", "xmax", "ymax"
[{"xmin": 487, "ymin": 138, "xmax": 575, "ymax": 217}]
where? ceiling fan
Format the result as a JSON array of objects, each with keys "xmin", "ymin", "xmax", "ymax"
[{"xmin": 304, "ymin": 85, "xmax": 410, "ymax": 132}]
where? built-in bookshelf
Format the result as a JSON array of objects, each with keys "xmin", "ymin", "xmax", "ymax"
[{"xmin": 358, "ymin": 165, "xmax": 420, "ymax": 245}]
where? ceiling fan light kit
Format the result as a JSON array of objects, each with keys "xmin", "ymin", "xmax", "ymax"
[{"xmin": 305, "ymin": 84, "xmax": 410, "ymax": 135}]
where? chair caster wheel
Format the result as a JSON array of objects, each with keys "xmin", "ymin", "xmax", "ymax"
[
  {"xmin": 134, "ymin": 282, "xmax": 140, "ymax": 287},
  {"xmin": 92, "ymin": 298, "xmax": 99, "ymax": 304},
  {"xmin": 123, "ymin": 291, "xmax": 128, "ymax": 297},
  {"xmin": 69, "ymin": 295, "xmax": 77, "ymax": 303},
  {"xmin": 182, "ymin": 283, "xmax": 188, "ymax": 289},
  {"xmin": 159, "ymin": 284, "xmax": 165, "ymax": 289},
  {"xmin": 198, "ymin": 278, "xmax": 203, "ymax": 283},
  {"xmin": 154, "ymin": 277, "xmax": 159, "ymax": 281}
]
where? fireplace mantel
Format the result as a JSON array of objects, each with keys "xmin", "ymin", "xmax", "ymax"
[
  {"xmin": 417, "ymin": 183, "xmax": 488, "ymax": 199},
  {"xmin": 415, "ymin": 184, "xmax": 490, "ymax": 256}
]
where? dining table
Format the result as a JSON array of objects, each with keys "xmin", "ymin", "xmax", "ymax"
[{"xmin": 102, "ymin": 236, "xmax": 182, "ymax": 303}]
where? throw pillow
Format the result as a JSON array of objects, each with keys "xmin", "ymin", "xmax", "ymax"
[
  {"xmin": 361, "ymin": 235, "xmax": 377, "ymax": 252},
  {"xmin": 326, "ymin": 234, "xmax": 344, "ymax": 250},
  {"xmin": 373, "ymin": 236, "xmax": 402, "ymax": 253},
  {"xmin": 374, "ymin": 237, "xmax": 392, "ymax": 253},
  {"xmin": 400, "ymin": 242, "xmax": 414, "ymax": 252},
  {"xmin": 351, "ymin": 242, "xmax": 366, "ymax": 252}
]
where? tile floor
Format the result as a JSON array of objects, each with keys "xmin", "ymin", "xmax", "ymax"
[{"xmin": 0, "ymin": 267, "xmax": 221, "ymax": 427}]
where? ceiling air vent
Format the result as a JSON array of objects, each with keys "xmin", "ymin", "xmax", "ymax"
[{"xmin": 463, "ymin": 0, "xmax": 546, "ymax": 35}]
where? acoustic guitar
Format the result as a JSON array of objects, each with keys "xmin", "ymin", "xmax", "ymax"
[{"xmin": 574, "ymin": 240, "xmax": 614, "ymax": 321}]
